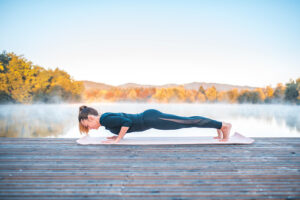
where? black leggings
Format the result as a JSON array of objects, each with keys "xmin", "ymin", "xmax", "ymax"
[{"xmin": 142, "ymin": 109, "xmax": 222, "ymax": 130}]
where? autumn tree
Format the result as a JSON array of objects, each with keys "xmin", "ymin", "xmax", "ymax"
[
  {"xmin": 186, "ymin": 89, "xmax": 197, "ymax": 103},
  {"xmin": 226, "ymin": 88, "xmax": 239, "ymax": 103},
  {"xmin": 205, "ymin": 86, "xmax": 217, "ymax": 102},
  {"xmin": 264, "ymin": 85, "xmax": 274, "ymax": 103},
  {"xmin": 152, "ymin": 88, "xmax": 169, "ymax": 103},
  {"xmin": 254, "ymin": 88, "xmax": 265, "ymax": 103},
  {"xmin": 171, "ymin": 86, "xmax": 186, "ymax": 102},
  {"xmin": 0, "ymin": 51, "xmax": 84, "ymax": 104},
  {"xmin": 196, "ymin": 92, "xmax": 206, "ymax": 102},
  {"xmin": 0, "ymin": 52, "xmax": 36, "ymax": 103},
  {"xmin": 217, "ymin": 91, "xmax": 227, "ymax": 102},
  {"xmin": 196, "ymin": 85, "xmax": 206, "ymax": 103},
  {"xmin": 273, "ymin": 83, "xmax": 285, "ymax": 103},
  {"xmin": 127, "ymin": 88, "xmax": 138, "ymax": 102}
]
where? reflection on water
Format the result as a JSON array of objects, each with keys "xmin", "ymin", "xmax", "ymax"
[
  {"xmin": 0, "ymin": 103, "xmax": 299, "ymax": 138},
  {"xmin": 0, "ymin": 104, "xmax": 76, "ymax": 138}
]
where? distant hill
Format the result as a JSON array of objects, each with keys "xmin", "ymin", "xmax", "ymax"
[
  {"xmin": 81, "ymin": 80, "xmax": 258, "ymax": 92},
  {"xmin": 182, "ymin": 82, "xmax": 256, "ymax": 92},
  {"xmin": 81, "ymin": 80, "xmax": 114, "ymax": 90}
]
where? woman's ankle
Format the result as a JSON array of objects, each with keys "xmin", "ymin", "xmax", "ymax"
[{"xmin": 221, "ymin": 122, "xmax": 231, "ymax": 129}]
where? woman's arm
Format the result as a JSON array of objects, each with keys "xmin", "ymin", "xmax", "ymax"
[{"xmin": 115, "ymin": 126, "xmax": 130, "ymax": 142}]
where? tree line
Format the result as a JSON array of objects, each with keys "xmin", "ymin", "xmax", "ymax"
[
  {"xmin": 84, "ymin": 79, "xmax": 299, "ymax": 105},
  {"xmin": 0, "ymin": 51, "xmax": 84, "ymax": 104},
  {"xmin": 0, "ymin": 51, "xmax": 299, "ymax": 104}
]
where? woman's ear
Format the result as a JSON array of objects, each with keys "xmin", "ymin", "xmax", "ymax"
[
  {"xmin": 87, "ymin": 115, "xmax": 91, "ymax": 121},
  {"xmin": 87, "ymin": 115, "xmax": 95, "ymax": 121}
]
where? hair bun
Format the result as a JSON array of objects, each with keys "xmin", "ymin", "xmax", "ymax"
[{"xmin": 79, "ymin": 105, "xmax": 88, "ymax": 112}]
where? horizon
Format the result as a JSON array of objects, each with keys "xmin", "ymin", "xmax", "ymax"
[
  {"xmin": 1, "ymin": 0, "xmax": 299, "ymax": 88},
  {"xmin": 79, "ymin": 79, "xmax": 286, "ymax": 89}
]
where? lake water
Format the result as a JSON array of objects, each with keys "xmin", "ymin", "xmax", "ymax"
[{"xmin": 0, "ymin": 102, "xmax": 299, "ymax": 138}]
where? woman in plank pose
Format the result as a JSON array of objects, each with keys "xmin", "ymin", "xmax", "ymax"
[{"xmin": 78, "ymin": 105, "xmax": 232, "ymax": 144}]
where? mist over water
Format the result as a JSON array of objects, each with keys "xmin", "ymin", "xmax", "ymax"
[{"xmin": 0, "ymin": 103, "xmax": 299, "ymax": 138}]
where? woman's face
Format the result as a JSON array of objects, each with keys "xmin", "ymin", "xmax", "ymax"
[{"xmin": 81, "ymin": 115, "xmax": 100, "ymax": 130}]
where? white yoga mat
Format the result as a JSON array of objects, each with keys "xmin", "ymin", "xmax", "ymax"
[{"xmin": 76, "ymin": 132, "xmax": 254, "ymax": 145}]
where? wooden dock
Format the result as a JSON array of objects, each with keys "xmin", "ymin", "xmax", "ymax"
[{"xmin": 0, "ymin": 137, "xmax": 299, "ymax": 199}]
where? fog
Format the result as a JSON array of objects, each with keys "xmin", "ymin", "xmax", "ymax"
[{"xmin": 0, "ymin": 103, "xmax": 299, "ymax": 138}]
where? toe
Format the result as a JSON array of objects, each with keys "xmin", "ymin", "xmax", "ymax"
[{"xmin": 219, "ymin": 138, "xmax": 229, "ymax": 142}]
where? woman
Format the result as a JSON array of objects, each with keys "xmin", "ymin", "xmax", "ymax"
[{"xmin": 78, "ymin": 105, "xmax": 232, "ymax": 144}]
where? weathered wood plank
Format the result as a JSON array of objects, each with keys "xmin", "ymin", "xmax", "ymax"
[{"xmin": 0, "ymin": 137, "xmax": 299, "ymax": 199}]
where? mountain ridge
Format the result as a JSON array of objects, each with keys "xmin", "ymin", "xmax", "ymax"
[{"xmin": 81, "ymin": 80, "xmax": 259, "ymax": 91}]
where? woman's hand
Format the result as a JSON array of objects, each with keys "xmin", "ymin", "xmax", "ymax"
[
  {"xmin": 101, "ymin": 139, "xmax": 120, "ymax": 144},
  {"xmin": 106, "ymin": 136, "xmax": 118, "ymax": 140}
]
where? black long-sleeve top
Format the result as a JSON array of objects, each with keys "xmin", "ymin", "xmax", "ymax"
[
  {"xmin": 99, "ymin": 109, "xmax": 223, "ymax": 134},
  {"xmin": 99, "ymin": 112, "xmax": 149, "ymax": 135}
]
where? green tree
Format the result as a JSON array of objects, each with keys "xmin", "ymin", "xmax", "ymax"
[
  {"xmin": 237, "ymin": 90, "xmax": 260, "ymax": 104},
  {"xmin": 284, "ymin": 78, "xmax": 299, "ymax": 104},
  {"xmin": 0, "ymin": 50, "xmax": 11, "ymax": 73},
  {"xmin": 198, "ymin": 85, "xmax": 205, "ymax": 94}
]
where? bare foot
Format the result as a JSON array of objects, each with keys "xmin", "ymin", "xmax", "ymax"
[
  {"xmin": 213, "ymin": 129, "xmax": 223, "ymax": 139},
  {"xmin": 219, "ymin": 122, "xmax": 232, "ymax": 142}
]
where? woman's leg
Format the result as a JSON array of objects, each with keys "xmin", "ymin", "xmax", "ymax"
[{"xmin": 142, "ymin": 109, "xmax": 231, "ymax": 141}]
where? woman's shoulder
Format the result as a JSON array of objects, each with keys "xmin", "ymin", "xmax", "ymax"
[
  {"xmin": 100, "ymin": 112, "xmax": 112, "ymax": 120},
  {"xmin": 99, "ymin": 112, "xmax": 122, "ymax": 124}
]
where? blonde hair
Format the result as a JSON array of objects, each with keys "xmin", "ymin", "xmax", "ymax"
[{"xmin": 78, "ymin": 105, "xmax": 99, "ymax": 135}]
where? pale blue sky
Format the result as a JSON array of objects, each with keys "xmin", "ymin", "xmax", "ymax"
[{"xmin": 1, "ymin": 0, "xmax": 299, "ymax": 87}]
